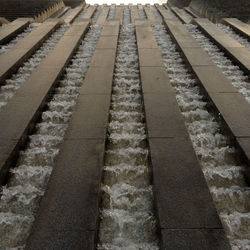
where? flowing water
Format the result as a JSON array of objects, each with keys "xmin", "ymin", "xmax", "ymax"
[
  {"xmin": 97, "ymin": 21, "xmax": 159, "ymax": 250},
  {"xmin": 0, "ymin": 24, "xmax": 102, "ymax": 249},
  {"xmin": 0, "ymin": 24, "xmax": 69, "ymax": 109},
  {"xmin": 0, "ymin": 23, "xmax": 40, "ymax": 55},
  {"xmin": 216, "ymin": 23, "xmax": 250, "ymax": 50},
  {"xmin": 107, "ymin": 6, "xmax": 116, "ymax": 19},
  {"xmin": 137, "ymin": 6, "xmax": 146, "ymax": 19},
  {"xmin": 186, "ymin": 24, "xmax": 250, "ymax": 104},
  {"xmin": 92, "ymin": 6, "xmax": 102, "ymax": 24},
  {"xmin": 153, "ymin": 23, "xmax": 250, "ymax": 250}
]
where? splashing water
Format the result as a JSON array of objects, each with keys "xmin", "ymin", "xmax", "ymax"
[
  {"xmin": 97, "ymin": 22, "xmax": 159, "ymax": 250},
  {"xmin": 0, "ymin": 24, "xmax": 102, "ymax": 249},
  {"xmin": 186, "ymin": 24, "xmax": 250, "ymax": 104},
  {"xmin": 153, "ymin": 23, "xmax": 250, "ymax": 250}
]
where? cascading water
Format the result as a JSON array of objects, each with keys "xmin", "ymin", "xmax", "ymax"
[
  {"xmin": 0, "ymin": 24, "xmax": 102, "ymax": 249},
  {"xmin": 216, "ymin": 24, "xmax": 250, "ymax": 50},
  {"xmin": 151, "ymin": 5, "xmax": 163, "ymax": 23},
  {"xmin": 107, "ymin": 6, "xmax": 116, "ymax": 20},
  {"xmin": 0, "ymin": 24, "xmax": 69, "ymax": 109},
  {"xmin": 0, "ymin": 23, "xmax": 40, "ymax": 55},
  {"xmin": 92, "ymin": 6, "xmax": 102, "ymax": 24},
  {"xmin": 186, "ymin": 24, "xmax": 250, "ymax": 104},
  {"xmin": 152, "ymin": 23, "xmax": 250, "ymax": 250},
  {"xmin": 97, "ymin": 16, "xmax": 159, "ymax": 250}
]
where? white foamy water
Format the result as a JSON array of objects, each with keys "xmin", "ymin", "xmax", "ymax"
[
  {"xmin": 0, "ymin": 23, "xmax": 40, "ymax": 55},
  {"xmin": 153, "ymin": 23, "xmax": 250, "ymax": 250},
  {"xmin": 217, "ymin": 23, "xmax": 250, "ymax": 50},
  {"xmin": 98, "ymin": 23, "xmax": 159, "ymax": 250},
  {"xmin": 0, "ymin": 24, "xmax": 102, "ymax": 249},
  {"xmin": 92, "ymin": 6, "xmax": 102, "ymax": 24},
  {"xmin": 0, "ymin": 24, "xmax": 69, "ymax": 110},
  {"xmin": 186, "ymin": 24, "xmax": 250, "ymax": 104}
]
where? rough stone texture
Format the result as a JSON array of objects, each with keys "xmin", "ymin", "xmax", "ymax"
[
  {"xmin": 0, "ymin": 21, "xmax": 89, "ymax": 186},
  {"xmin": 0, "ymin": 20, "xmax": 60, "ymax": 85}
]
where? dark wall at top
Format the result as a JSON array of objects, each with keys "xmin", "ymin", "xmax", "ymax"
[
  {"xmin": 0, "ymin": 0, "xmax": 60, "ymax": 20},
  {"xmin": 168, "ymin": 0, "xmax": 191, "ymax": 8},
  {"xmin": 63, "ymin": 0, "xmax": 84, "ymax": 7}
]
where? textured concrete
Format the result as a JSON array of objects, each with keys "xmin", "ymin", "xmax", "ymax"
[
  {"xmin": 136, "ymin": 23, "xmax": 230, "ymax": 249},
  {"xmin": 96, "ymin": 6, "xmax": 109, "ymax": 24},
  {"xmin": 64, "ymin": 5, "xmax": 84, "ymax": 23},
  {"xmin": 0, "ymin": 18, "xmax": 31, "ymax": 45},
  {"xmin": 25, "ymin": 23, "xmax": 119, "ymax": 250},
  {"xmin": 0, "ymin": 20, "xmax": 60, "ymax": 85},
  {"xmin": 193, "ymin": 18, "xmax": 250, "ymax": 74},
  {"xmin": 0, "ymin": 21, "xmax": 89, "ymax": 186},
  {"xmin": 82, "ymin": 5, "xmax": 97, "ymax": 19},
  {"xmin": 171, "ymin": 7, "xmax": 193, "ymax": 23},
  {"xmin": 130, "ymin": 5, "xmax": 140, "ymax": 24},
  {"xmin": 114, "ymin": 6, "xmax": 124, "ymax": 24},
  {"xmin": 143, "ymin": 5, "xmax": 157, "ymax": 24}
]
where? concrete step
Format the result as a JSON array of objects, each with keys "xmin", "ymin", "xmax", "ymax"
[
  {"xmin": 155, "ymin": 4, "xmax": 179, "ymax": 21},
  {"xmin": 0, "ymin": 19, "xmax": 60, "ymax": 85},
  {"xmin": 222, "ymin": 18, "xmax": 250, "ymax": 39},
  {"xmin": 51, "ymin": 6, "xmax": 70, "ymax": 18},
  {"xmin": 135, "ymin": 22, "xmax": 231, "ymax": 250},
  {"xmin": 0, "ymin": 18, "xmax": 31, "ymax": 45},
  {"xmin": 144, "ymin": 5, "xmax": 158, "ymax": 24},
  {"xmin": 171, "ymin": 7, "xmax": 193, "ymax": 23},
  {"xmin": 0, "ymin": 21, "xmax": 90, "ymax": 186},
  {"xmin": 193, "ymin": 18, "xmax": 250, "ymax": 75},
  {"xmin": 129, "ymin": 5, "xmax": 140, "ymax": 24},
  {"xmin": 114, "ymin": 6, "xmax": 124, "ymax": 24},
  {"xmin": 24, "ymin": 22, "xmax": 119, "ymax": 250},
  {"xmin": 164, "ymin": 18, "xmax": 250, "ymax": 182}
]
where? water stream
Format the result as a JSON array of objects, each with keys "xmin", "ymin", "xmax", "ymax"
[
  {"xmin": 153, "ymin": 23, "xmax": 250, "ymax": 250},
  {"xmin": 0, "ymin": 23, "xmax": 40, "ymax": 55},
  {"xmin": 0, "ymin": 24, "xmax": 102, "ymax": 249},
  {"xmin": 186, "ymin": 24, "xmax": 250, "ymax": 104},
  {"xmin": 97, "ymin": 17, "xmax": 159, "ymax": 250},
  {"xmin": 0, "ymin": 24, "xmax": 69, "ymax": 109}
]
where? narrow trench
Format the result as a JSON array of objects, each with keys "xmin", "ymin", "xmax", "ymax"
[
  {"xmin": 152, "ymin": 22, "xmax": 250, "ymax": 250},
  {"xmin": 0, "ymin": 23, "xmax": 102, "ymax": 249},
  {"xmin": 97, "ymin": 9, "xmax": 159, "ymax": 250}
]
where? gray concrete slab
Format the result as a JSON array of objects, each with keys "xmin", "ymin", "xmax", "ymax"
[
  {"xmin": 184, "ymin": 7, "xmax": 200, "ymax": 18},
  {"xmin": 25, "ymin": 22, "xmax": 119, "ymax": 250},
  {"xmin": 222, "ymin": 18, "xmax": 250, "ymax": 39},
  {"xmin": 0, "ymin": 20, "xmax": 60, "ymax": 85},
  {"xmin": 155, "ymin": 4, "xmax": 179, "ymax": 21},
  {"xmin": 0, "ymin": 21, "xmax": 90, "ymax": 186},
  {"xmin": 143, "ymin": 6, "xmax": 157, "ymax": 24},
  {"xmin": 64, "ymin": 5, "xmax": 84, "ymax": 23},
  {"xmin": 0, "ymin": 17, "xmax": 9, "ymax": 25},
  {"xmin": 138, "ymin": 49, "xmax": 164, "ymax": 67},
  {"xmin": 96, "ymin": 35, "xmax": 118, "ymax": 49},
  {"xmin": 81, "ymin": 5, "xmax": 97, "ymax": 19},
  {"xmin": 90, "ymin": 48, "xmax": 116, "ymax": 67},
  {"xmin": 171, "ymin": 7, "xmax": 193, "ymax": 24},
  {"xmin": 130, "ymin": 5, "xmax": 140, "ymax": 24},
  {"xmin": 114, "ymin": 6, "xmax": 124, "ymax": 24},
  {"xmin": 136, "ymin": 24, "xmax": 229, "ymax": 249},
  {"xmin": 161, "ymin": 229, "xmax": 231, "ymax": 250},
  {"xmin": 96, "ymin": 6, "xmax": 109, "ymax": 25},
  {"xmin": 193, "ymin": 18, "xmax": 250, "ymax": 74},
  {"xmin": 136, "ymin": 25, "xmax": 158, "ymax": 48},
  {"xmin": 0, "ymin": 18, "xmax": 31, "ymax": 45},
  {"xmin": 101, "ymin": 24, "xmax": 119, "ymax": 36}
]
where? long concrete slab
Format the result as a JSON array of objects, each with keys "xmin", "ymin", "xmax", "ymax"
[
  {"xmin": 81, "ymin": 5, "xmax": 97, "ymax": 19},
  {"xmin": 0, "ymin": 19, "xmax": 60, "ymax": 85},
  {"xmin": 64, "ymin": 5, "xmax": 84, "ymax": 23},
  {"xmin": 135, "ymin": 23, "xmax": 231, "ymax": 249},
  {"xmin": 0, "ymin": 17, "xmax": 9, "ymax": 25},
  {"xmin": 222, "ymin": 18, "xmax": 250, "ymax": 39},
  {"xmin": 0, "ymin": 18, "xmax": 31, "ymax": 45},
  {"xmin": 193, "ymin": 18, "xmax": 250, "ymax": 75},
  {"xmin": 25, "ymin": 22, "xmax": 119, "ymax": 250},
  {"xmin": 114, "ymin": 6, "xmax": 124, "ymax": 24},
  {"xmin": 144, "ymin": 5, "xmax": 157, "ymax": 24},
  {"xmin": 164, "ymin": 18, "xmax": 250, "ymax": 180},
  {"xmin": 96, "ymin": 6, "xmax": 109, "ymax": 24},
  {"xmin": 0, "ymin": 21, "xmax": 90, "ymax": 187},
  {"xmin": 184, "ymin": 6, "xmax": 200, "ymax": 18},
  {"xmin": 130, "ymin": 5, "xmax": 140, "ymax": 24},
  {"xmin": 171, "ymin": 7, "xmax": 193, "ymax": 24},
  {"xmin": 155, "ymin": 4, "xmax": 179, "ymax": 21}
]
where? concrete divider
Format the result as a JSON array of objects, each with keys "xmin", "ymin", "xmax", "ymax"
[
  {"xmin": 0, "ymin": 18, "xmax": 31, "ymax": 45},
  {"xmin": 155, "ymin": 4, "xmax": 179, "ymax": 21},
  {"xmin": 136, "ymin": 22, "xmax": 230, "ymax": 249},
  {"xmin": 171, "ymin": 7, "xmax": 193, "ymax": 23},
  {"xmin": 130, "ymin": 5, "xmax": 140, "ymax": 24},
  {"xmin": 144, "ymin": 5, "xmax": 157, "ymax": 24},
  {"xmin": 114, "ymin": 6, "xmax": 124, "ymax": 24},
  {"xmin": 184, "ymin": 6, "xmax": 200, "ymax": 17},
  {"xmin": 0, "ymin": 21, "xmax": 90, "ymax": 187},
  {"xmin": 0, "ymin": 19, "xmax": 61, "ymax": 85},
  {"xmin": 193, "ymin": 18, "xmax": 250, "ymax": 75},
  {"xmin": 64, "ymin": 5, "xmax": 84, "ymax": 23},
  {"xmin": 81, "ymin": 5, "xmax": 97, "ymax": 19},
  {"xmin": 24, "ymin": 22, "xmax": 119, "ymax": 250},
  {"xmin": 0, "ymin": 17, "xmax": 9, "ymax": 25},
  {"xmin": 96, "ymin": 6, "xmax": 109, "ymax": 24},
  {"xmin": 164, "ymin": 18, "xmax": 250, "ymax": 182},
  {"xmin": 222, "ymin": 18, "xmax": 250, "ymax": 39}
]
